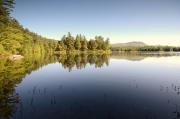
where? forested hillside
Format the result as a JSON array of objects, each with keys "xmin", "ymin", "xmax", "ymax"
[
  {"xmin": 111, "ymin": 41, "xmax": 147, "ymax": 47},
  {"xmin": 0, "ymin": 0, "xmax": 110, "ymax": 55},
  {"xmin": 0, "ymin": 0, "xmax": 58, "ymax": 54}
]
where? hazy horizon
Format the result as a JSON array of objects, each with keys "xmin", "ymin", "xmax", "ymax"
[{"xmin": 11, "ymin": 0, "xmax": 180, "ymax": 46}]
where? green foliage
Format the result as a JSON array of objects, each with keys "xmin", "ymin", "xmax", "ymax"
[
  {"xmin": 105, "ymin": 38, "xmax": 110, "ymax": 50},
  {"xmin": 0, "ymin": 1, "xmax": 58, "ymax": 54},
  {"xmin": 65, "ymin": 32, "xmax": 75, "ymax": 51},
  {"xmin": 0, "ymin": 54, "xmax": 59, "ymax": 118},
  {"xmin": 0, "ymin": 0, "xmax": 15, "ymax": 32},
  {"xmin": 56, "ymin": 41, "xmax": 66, "ymax": 51},
  {"xmin": 0, "ymin": 18, "xmax": 58, "ymax": 54},
  {"xmin": 88, "ymin": 39, "xmax": 97, "ymax": 50},
  {"xmin": 0, "ymin": 44, "xmax": 5, "ymax": 54},
  {"xmin": 1, "ymin": 0, "xmax": 15, "ymax": 14},
  {"xmin": 74, "ymin": 35, "xmax": 81, "ymax": 50},
  {"xmin": 1, "ymin": 0, "xmax": 110, "ymax": 54},
  {"xmin": 81, "ymin": 38, "xmax": 88, "ymax": 51},
  {"xmin": 1, "ymin": 39, "xmax": 21, "ymax": 54},
  {"xmin": 56, "ymin": 33, "xmax": 110, "ymax": 52},
  {"xmin": 110, "ymin": 46, "xmax": 180, "ymax": 52}
]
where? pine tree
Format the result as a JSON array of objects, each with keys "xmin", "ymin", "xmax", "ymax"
[
  {"xmin": 88, "ymin": 39, "xmax": 97, "ymax": 51},
  {"xmin": 81, "ymin": 36, "xmax": 88, "ymax": 51},
  {"xmin": 0, "ymin": 0, "xmax": 15, "ymax": 30},
  {"xmin": 66, "ymin": 32, "xmax": 74, "ymax": 51},
  {"xmin": 74, "ymin": 34, "xmax": 81, "ymax": 50},
  {"xmin": 105, "ymin": 38, "xmax": 110, "ymax": 50}
]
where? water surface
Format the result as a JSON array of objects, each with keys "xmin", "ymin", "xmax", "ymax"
[{"xmin": 0, "ymin": 52, "xmax": 180, "ymax": 119}]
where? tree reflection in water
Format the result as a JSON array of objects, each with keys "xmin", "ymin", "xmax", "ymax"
[
  {"xmin": 57, "ymin": 53, "xmax": 110, "ymax": 72},
  {"xmin": 0, "ymin": 53, "xmax": 59, "ymax": 118},
  {"xmin": 0, "ymin": 53, "xmax": 110, "ymax": 118},
  {"xmin": 0, "ymin": 52, "xmax": 179, "ymax": 118}
]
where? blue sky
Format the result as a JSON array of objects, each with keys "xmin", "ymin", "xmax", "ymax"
[{"xmin": 11, "ymin": 0, "xmax": 180, "ymax": 46}]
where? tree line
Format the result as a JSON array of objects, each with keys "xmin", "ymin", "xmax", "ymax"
[
  {"xmin": 55, "ymin": 32, "xmax": 110, "ymax": 52},
  {"xmin": 57, "ymin": 53, "xmax": 109, "ymax": 72},
  {"xmin": 0, "ymin": 0, "xmax": 58, "ymax": 54},
  {"xmin": 2, "ymin": 0, "xmax": 179, "ymax": 55},
  {"xmin": 110, "ymin": 46, "xmax": 180, "ymax": 52},
  {"xmin": 0, "ymin": 0, "xmax": 110, "ymax": 55}
]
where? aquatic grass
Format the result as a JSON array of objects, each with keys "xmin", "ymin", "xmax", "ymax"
[
  {"xmin": 59, "ymin": 85, "xmax": 62, "ymax": 89},
  {"xmin": 173, "ymin": 103, "xmax": 180, "ymax": 118},
  {"xmin": 2, "ymin": 73, "xmax": 180, "ymax": 119},
  {"xmin": 160, "ymin": 85, "xmax": 163, "ymax": 91},
  {"xmin": 136, "ymin": 84, "xmax": 138, "ymax": 89},
  {"xmin": 104, "ymin": 94, "xmax": 106, "ymax": 102}
]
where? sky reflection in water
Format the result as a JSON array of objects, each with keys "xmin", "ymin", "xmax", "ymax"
[{"xmin": 1, "ymin": 53, "xmax": 180, "ymax": 119}]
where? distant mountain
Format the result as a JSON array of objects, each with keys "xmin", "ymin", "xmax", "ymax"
[{"xmin": 111, "ymin": 41, "xmax": 148, "ymax": 47}]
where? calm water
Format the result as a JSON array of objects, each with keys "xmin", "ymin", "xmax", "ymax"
[{"xmin": 0, "ymin": 52, "xmax": 180, "ymax": 119}]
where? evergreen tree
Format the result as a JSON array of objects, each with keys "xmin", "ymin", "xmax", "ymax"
[
  {"xmin": 66, "ymin": 32, "xmax": 74, "ymax": 51},
  {"xmin": 95, "ymin": 36, "xmax": 104, "ymax": 50},
  {"xmin": 56, "ymin": 41, "xmax": 66, "ymax": 51},
  {"xmin": 88, "ymin": 39, "xmax": 97, "ymax": 50},
  {"xmin": 0, "ymin": 0, "xmax": 15, "ymax": 30},
  {"xmin": 81, "ymin": 36, "xmax": 88, "ymax": 51},
  {"xmin": 74, "ymin": 34, "xmax": 81, "ymax": 50},
  {"xmin": 105, "ymin": 38, "xmax": 110, "ymax": 50}
]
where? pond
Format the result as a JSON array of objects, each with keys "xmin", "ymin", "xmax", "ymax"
[{"xmin": 0, "ymin": 52, "xmax": 180, "ymax": 119}]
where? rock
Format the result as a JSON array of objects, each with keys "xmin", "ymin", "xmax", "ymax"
[{"xmin": 9, "ymin": 55, "xmax": 24, "ymax": 60}]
